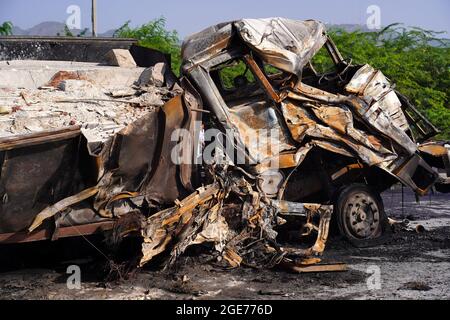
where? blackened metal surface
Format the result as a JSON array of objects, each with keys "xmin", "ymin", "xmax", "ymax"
[
  {"xmin": 141, "ymin": 96, "xmax": 191, "ymax": 204},
  {"xmin": 0, "ymin": 37, "xmax": 174, "ymax": 74},
  {"xmin": 129, "ymin": 44, "xmax": 171, "ymax": 67},
  {"xmin": 0, "ymin": 137, "xmax": 84, "ymax": 233},
  {"xmin": 0, "ymin": 36, "xmax": 137, "ymax": 62}
]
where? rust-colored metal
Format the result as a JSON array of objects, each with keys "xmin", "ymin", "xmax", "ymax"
[
  {"xmin": 0, "ymin": 126, "xmax": 81, "ymax": 151},
  {"xmin": 331, "ymin": 163, "xmax": 364, "ymax": 181},
  {"xmin": 0, "ymin": 221, "xmax": 114, "ymax": 244},
  {"xmin": 47, "ymin": 70, "xmax": 88, "ymax": 87},
  {"xmin": 243, "ymin": 54, "xmax": 281, "ymax": 103},
  {"xmin": 280, "ymin": 261, "xmax": 348, "ymax": 273},
  {"xmin": 419, "ymin": 144, "xmax": 448, "ymax": 157}
]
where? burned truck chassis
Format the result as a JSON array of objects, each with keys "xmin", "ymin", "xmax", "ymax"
[{"xmin": 0, "ymin": 18, "xmax": 449, "ymax": 271}]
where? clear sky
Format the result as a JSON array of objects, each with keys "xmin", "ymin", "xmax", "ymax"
[{"xmin": 0, "ymin": 0, "xmax": 449, "ymax": 38}]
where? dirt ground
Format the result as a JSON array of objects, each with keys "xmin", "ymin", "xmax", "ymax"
[{"xmin": 0, "ymin": 187, "xmax": 449, "ymax": 300}]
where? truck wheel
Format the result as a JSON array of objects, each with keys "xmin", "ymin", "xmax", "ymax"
[{"xmin": 334, "ymin": 184, "xmax": 390, "ymax": 247}]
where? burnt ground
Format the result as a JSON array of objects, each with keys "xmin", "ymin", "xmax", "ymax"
[{"xmin": 0, "ymin": 187, "xmax": 449, "ymax": 300}]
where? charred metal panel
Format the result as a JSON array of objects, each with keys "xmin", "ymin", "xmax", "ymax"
[
  {"xmin": 107, "ymin": 111, "xmax": 161, "ymax": 192},
  {"xmin": 0, "ymin": 136, "xmax": 83, "ymax": 233},
  {"xmin": 0, "ymin": 36, "xmax": 136, "ymax": 62},
  {"xmin": 0, "ymin": 37, "xmax": 173, "ymax": 72},
  {"xmin": 140, "ymin": 96, "xmax": 192, "ymax": 204}
]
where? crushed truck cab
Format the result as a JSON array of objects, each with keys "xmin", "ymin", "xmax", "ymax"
[{"xmin": 0, "ymin": 19, "xmax": 448, "ymax": 269}]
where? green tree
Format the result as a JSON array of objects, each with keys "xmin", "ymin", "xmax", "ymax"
[
  {"xmin": 114, "ymin": 17, "xmax": 181, "ymax": 75},
  {"xmin": 57, "ymin": 25, "xmax": 89, "ymax": 37},
  {"xmin": 63, "ymin": 24, "xmax": 74, "ymax": 37},
  {"xmin": 78, "ymin": 28, "xmax": 89, "ymax": 37},
  {"xmin": 0, "ymin": 21, "xmax": 13, "ymax": 36}
]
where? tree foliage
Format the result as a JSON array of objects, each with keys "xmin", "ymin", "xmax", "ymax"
[
  {"xmin": 114, "ymin": 17, "xmax": 181, "ymax": 75},
  {"xmin": 56, "ymin": 25, "xmax": 89, "ymax": 37},
  {"xmin": 0, "ymin": 21, "xmax": 12, "ymax": 36}
]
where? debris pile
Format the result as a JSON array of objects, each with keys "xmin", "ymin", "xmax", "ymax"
[
  {"xmin": 137, "ymin": 165, "xmax": 333, "ymax": 269},
  {"xmin": 388, "ymin": 218, "xmax": 426, "ymax": 234},
  {"xmin": 139, "ymin": 165, "xmax": 281, "ymax": 268},
  {"xmin": 97, "ymin": 164, "xmax": 335, "ymax": 271},
  {"xmin": 0, "ymin": 59, "xmax": 174, "ymax": 146}
]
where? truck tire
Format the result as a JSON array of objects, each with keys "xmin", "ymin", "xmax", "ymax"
[{"xmin": 334, "ymin": 183, "xmax": 390, "ymax": 247}]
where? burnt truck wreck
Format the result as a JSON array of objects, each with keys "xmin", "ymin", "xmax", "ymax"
[{"xmin": 0, "ymin": 18, "xmax": 449, "ymax": 270}]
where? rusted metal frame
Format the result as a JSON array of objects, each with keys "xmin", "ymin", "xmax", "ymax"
[
  {"xmin": 177, "ymin": 91, "xmax": 195, "ymax": 191},
  {"xmin": 443, "ymin": 151, "xmax": 450, "ymax": 176},
  {"xmin": 163, "ymin": 183, "xmax": 221, "ymax": 226},
  {"xmin": 331, "ymin": 163, "xmax": 364, "ymax": 181},
  {"xmin": 189, "ymin": 108, "xmax": 210, "ymax": 113},
  {"xmin": 277, "ymin": 146, "xmax": 315, "ymax": 201},
  {"xmin": 403, "ymin": 107, "xmax": 428, "ymax": 137},
  {"xmin": 403, "ymin": 109, "xmax": 435, "ymax": 142},
  {"xmin": 182, "ymin": 46, "xmax": 238, "ymax": 75},
  {"xmin": 396, "ymin": 91, "xmax": 439, "ymax": 141},
  {"xmin": 189, "ymin": 55, "xmax": 256, "ymax": 165},
  {"xmin": 272, "ymin": 200, "xmax": 307, "ymax": 217},
  {"xmin": 127, "ymin": 108, "xmax": 167, "ymax": 198},
  {"xmin": 398, "ymin": 91, "xmax": 440, "ymax": 133},
  {"xmin": 293, "ymin": 82, "xmax": 347, "ymax": 105},
  {"xmin": 181, "ymin": 31, "xmax": 234, "ymax": 74},
  {"xmin": 0, "ymin": 125, "xmax": 81, "ymax": 151},
  {"xmin": 181, "ymin": 77, "xmax": 208, "ymax": 187},
  {"xmin": 0, "ymin": 221, "xmax": 114, "ymax": 244},
  {"xmin": 136, "ymin": 95, "xmax": 193, "ymax": 202},
  {"xmin": 242, "ymin": 54, "xmax": 281, "ymax": 103},
  {"xmin": 296, "ymin": 87, "xmax": 418, "ymax": 156},
  {"xmin": 418, "ymin": 144, "xmax": 449, "ymax": 157},
  {"xmin": 29, "ymin": 186, "xmax": 100, "ymax": 232},
  {"xmin": 282, "ymin": 261, "xmax": 347, "ymax": 273},
  {"xmin": 301, "ymin": 204, "xmax": 333, "ymax": 255},
  {"xmin": 393, "ymin": 154, "xmax": 438, "ymax": 196},
  {"xmin": 254, "ymin": 152, "xmax": 301, "ymax": 173},
  {"xmin": 188, "ymin": 65, "xmax": 234, "ymax": 128},
  {"xmin": 324, "ymin": 36, "xmax": 344, "ymax": 66},
  {"xmin": 202, "ymin": 79, "xmax": 251, "ymax": 165}
]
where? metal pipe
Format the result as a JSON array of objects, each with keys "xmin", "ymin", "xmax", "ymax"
[{"xmin": 91, "ymin": 0, "xmax": 97, "ymax": 37}]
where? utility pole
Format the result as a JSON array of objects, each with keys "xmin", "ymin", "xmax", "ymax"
[{"xmin": 91, "ymin": 0, "xmax": 97, "ymax": 37}]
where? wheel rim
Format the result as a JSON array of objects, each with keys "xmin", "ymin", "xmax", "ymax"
[{"xmin": 343, "ymin": 192, "xmax": 381, "ymax": 239}]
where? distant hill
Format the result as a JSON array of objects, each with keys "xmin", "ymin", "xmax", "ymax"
[
  {"xmin": 11, "ymin": 25, "xmax": 27, "ymax": 35},
  {"xmin": 11, "ymin": 21, "xmax": 115, "ymax": 37}
]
